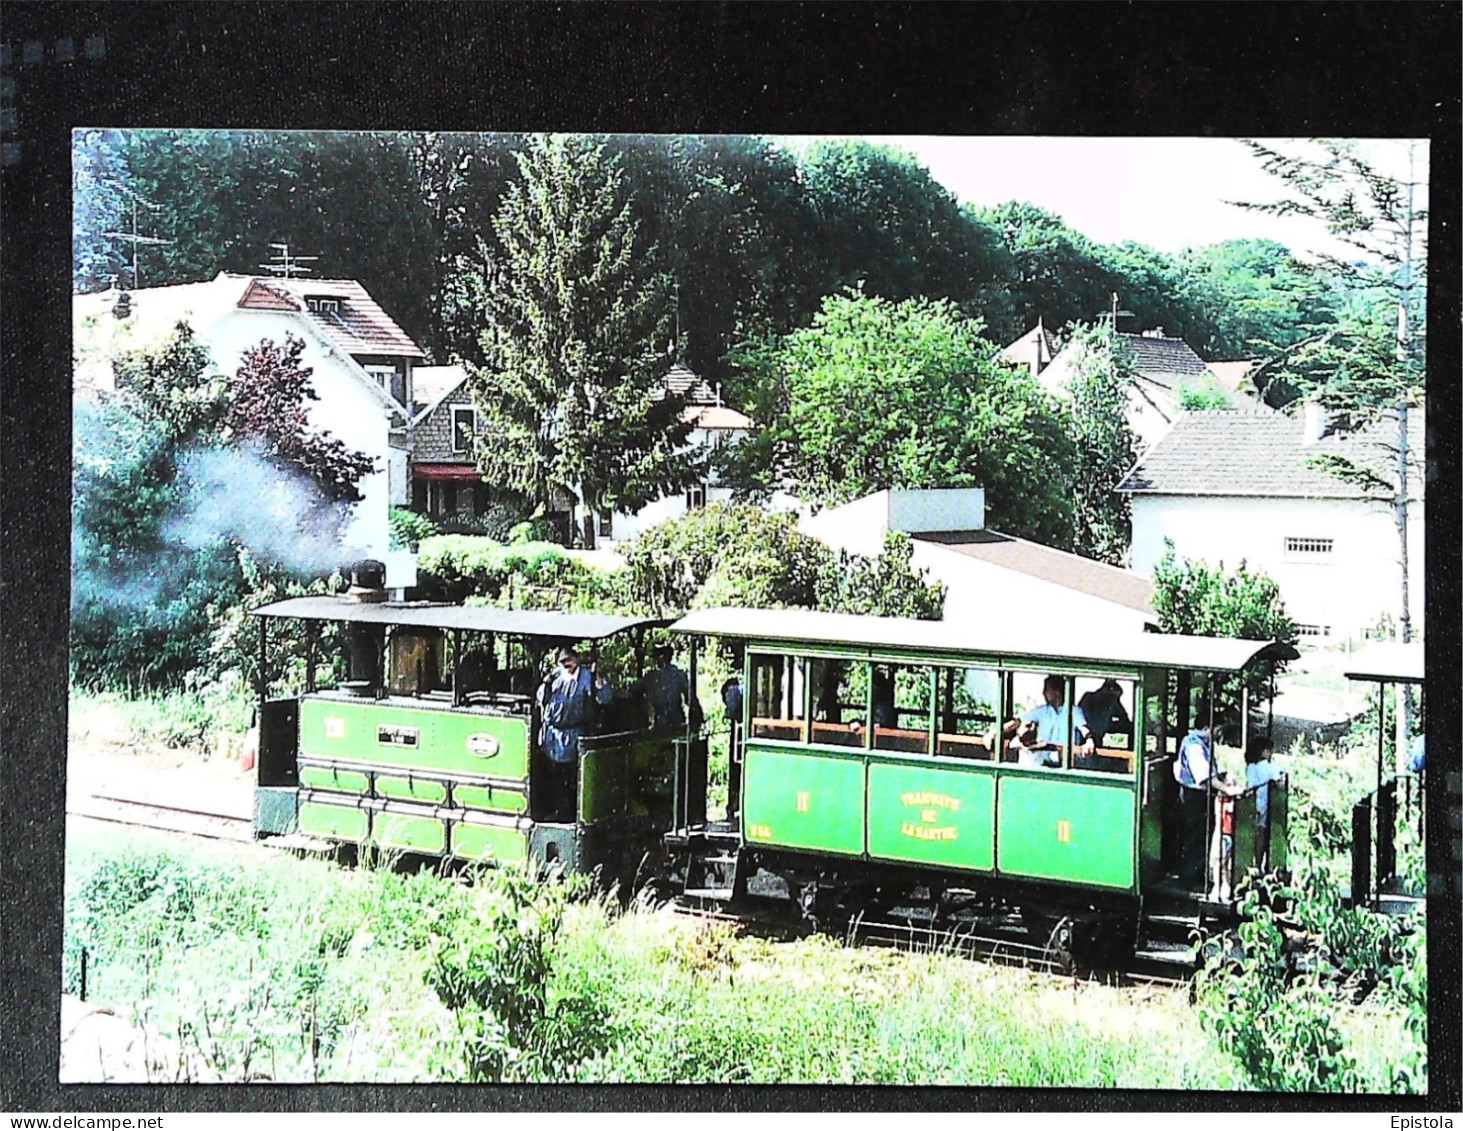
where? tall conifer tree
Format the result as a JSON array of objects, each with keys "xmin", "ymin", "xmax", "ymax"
[{"xmin": 464, "ymin": 134, "xmax": 695, "ymax": 547}]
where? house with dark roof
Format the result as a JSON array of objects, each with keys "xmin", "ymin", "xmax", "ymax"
[
  {"xmin": 1115, "ymin": 405, "xmax": 1425, "ymax": 639},
  {"xmin": 800, "ymin": 488, "xmax": 1157, "ymax": 636},
  {"xmin": 73, "ymin": 272, "xmax": 423, "ymax": 569},
  {"xmin": 1023, "ymin": 326, "xmax": 1267, "ymax": 451}
]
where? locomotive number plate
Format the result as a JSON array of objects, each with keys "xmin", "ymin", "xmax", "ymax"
[
  {"xmin": 466, "ymin": 732, "xmax": 500, "ymax": 758},
  {"xmin": 377, "ymin": 724, "xmax": 420, "ymax": 747}
]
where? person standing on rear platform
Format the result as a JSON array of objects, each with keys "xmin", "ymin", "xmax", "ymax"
[
  {"xmin": 1244, "ymin": 736, "xmax": 1285, "ymax": 869},
  {"xmin": 1173, "ymin": 703, "xmax": 1239, "ymax": 889},
  {"xmin": 538, "ymin": 647, "xmax": 612, "ymax": 822}
]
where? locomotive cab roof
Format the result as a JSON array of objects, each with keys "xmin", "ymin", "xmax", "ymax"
[
  {"xmin": 671, "ymin": 606, "xmax": 1298, "ymax": 673},
  {"xmin": 251, "ymin": 596, "xmax": 667, "ymax": 641}
]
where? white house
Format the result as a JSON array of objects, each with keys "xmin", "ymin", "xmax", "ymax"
[
  {"xmin": 1006, "ymin": 323, "xmax": 1269, "ymax": 452},
  {"xmin": 73, "ymin": 273, "xmax": 421, "ymax": 574},
  {"xmin": 800, "ymin": 488, "xmax": 1157, "ymax": 637},
  {"xmin": 599, "ymin": 364, "xmax": 762, "ymax": 546},
  {"xmin": 1116, "ymin": 405, "xmax": 1425, "ymax": 641}
]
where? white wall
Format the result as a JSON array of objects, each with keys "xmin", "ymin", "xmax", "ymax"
[
  {"xmin": 887, "ymin": 487, "xmax": 986, "ymax": 534},
  {"xmin": 1129, "ymin": 494, "xmax": 1426, "ymax": 637}
]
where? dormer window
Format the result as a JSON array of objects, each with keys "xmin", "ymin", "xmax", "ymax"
[{"xmin": 306, "ymin": 297, "xmax": 340, "ymax": 314}]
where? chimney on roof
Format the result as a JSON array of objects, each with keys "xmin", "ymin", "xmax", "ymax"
[
  {"xmin": 1302, "ymin": 399, "xmax": 1329, "ymax": 446},
  {"xmin": 1142, "ymin": 327, "xmax": 1166, "ymax": 339}
]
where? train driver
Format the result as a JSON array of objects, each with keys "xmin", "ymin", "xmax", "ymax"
[
  {"xmin": 537, "ymin": 646, "xmax": 613, "ymax": 821},
  {"xmin": 1000, "ymin": 675, "xmax": 1095, "ymax": 769},
  {"xmin": 646, "ymin": 644, "xmax": 700, "ymax": 733}
]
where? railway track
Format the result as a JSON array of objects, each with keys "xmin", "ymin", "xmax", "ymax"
[
  {"xmin": 67, "ymin": 793, "xmax": 256, "ymax": 843},
  {"xmin": 669, "ymin": 895, "xmax": 1192, "ymax": 988}
]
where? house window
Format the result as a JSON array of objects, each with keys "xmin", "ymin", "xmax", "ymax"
[
  {"xmin": 451, "ymin": 406, "xmax": 477, "ymax": 455},
  {"xmin": 1285, "ymin": 536, "xmax": 1334, "ymax": 557},
  {"xmin": 685, "ymin": 482, "xmax": 707, "ymax": 511},
  {"xmin": 306, "ymin": 297, "xmax": 340, "ymax": 314},
  {"xmin": 1295, "ymin": 623, "xmax": 1332, "ymax": 638},
  {"xmin": 597, "ymin": 511, "xmax": 613, "ymax": 539},
  {"xmin": 364, "ymin": 364, "xmax": 395, "ymax": 391}
]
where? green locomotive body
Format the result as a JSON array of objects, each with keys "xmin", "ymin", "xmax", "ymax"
[{"xmin": 249, "ymin": 591, "xmax": 674, "ymax": 883}]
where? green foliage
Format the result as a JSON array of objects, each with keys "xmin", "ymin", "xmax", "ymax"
[
  {"xmin": 462, "ymin": 134, "xmax": 696, "ymax": 546},
  {"xmin": 416, "ymin": 534, "xmax": 594, "ymax": 605},
  {"xmin": 728, "ymin": 290, "xmax": 1077, "ymax": 548},
  {"xmin": 425, "ymin": 869, "xmax": 613, "ymax": 1083},
  {"xmin": 1175, "ymin": 375, "xmax": 1236, "ymax": 411},
  {"xmin": 622, "ymin": 504, "xmax": 830, "ymax": 616},
  {"xmin": 1178, "ymin": 238, "xmax": 1339, "ymax": 359},
  {"xmin": 1061, "ymin": 323, "xmax": 1139, "ymax": 564},
  {"xmin": 389, "ymin": 507, "xmax": 439, "ymax": 552},
  {"xmin": 817, "ymin": 532, "xmax": 946, "ymax": 620},
  {"xmin": 1195, "ymin": 887, "xmax": 1361, "ymax": 1092},
  {"xmin": 1152, "ymin": 541, "xmax": 1296, "ymax": 714}
]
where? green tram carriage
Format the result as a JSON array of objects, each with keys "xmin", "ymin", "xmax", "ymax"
[
  {"xmin": 661, "ymin": 608, "xmax": 1299, "ymax": 956},
  {"xmin": 250, "ymin": 592, "xmax": 676, "ymax": 884}
]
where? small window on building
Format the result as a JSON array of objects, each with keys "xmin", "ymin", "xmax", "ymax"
[
  {"xmin": 364, "ymin": 365, "xmax": 396, "ymax": 393},
  {"xmin": 750, "ymin": 654, "xmax": 807, "ymax": 743},
  {"xmin": 306, "ymin": 297, "xmax": 340, "ymax": 314},
  {"xmin": 1295, "ymin": 623, "xmax": 1332, "ymax": 638},
  {"xmin": 686, "ymin": 482, "xmax": 707, "ymax": 511},
  {"xmin": 1285, "ymin": 536, "xmax": 1334, "ymax": 557},
  {"xmin": 451, "ymin": 406, "xmax": 477, "ymax": 455},
  {"xmin": 596, "ymin": 511, "xmax": 613, "ymax": 539}
]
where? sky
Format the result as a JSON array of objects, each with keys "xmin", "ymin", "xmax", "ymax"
[{"xmin": 818, "ymin": 136, "xmax": 1429, "ymax": 263}]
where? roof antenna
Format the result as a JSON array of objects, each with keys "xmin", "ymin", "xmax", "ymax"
[
  {"xmin": 259, "ymin": 243, "xmax": 319, "ymax": 278},
  {"xmin": 101, "ymin": 181, "xmax": 172, "ymax": 290}
]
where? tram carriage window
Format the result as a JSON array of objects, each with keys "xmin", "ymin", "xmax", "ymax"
[
  {"xmin": 936, "ymin": 665, "xmax": 1000, "ymax": 758},
  {"xmin": 750, "ymin": 654, "xmax": 808, "ymax": 742},
  {"xmin": 810, "ymin": 659, "xmax": 865, "ymax": 748},
  {"xmin": 872, "ymin": 664, "xmax": 935, "ymax": 755},
  {"xmin": 1073, "ymin": 675, "xmax": 1139, "ymax": 774}
]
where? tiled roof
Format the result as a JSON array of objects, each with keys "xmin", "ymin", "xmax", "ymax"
[
  {"xmin": 665, "ymin": 362, "xmax": 718, "ymax": 405},
  {"xmin": 1120, "ymin": 333, "xmax": 1211, "ymax": 389},
  {"xmin": 1114, "ymin": 408, "xmax": 1425, "ymax": 498},
  {"xmin": 261, "ymin": 278, "xmax": 424, "ymax": 359},
  {"xmin": 914, "ymin": 530, "xmax": 1156, "ymax": 616},
  {"xmin": 682, "ymin": 404, "xmax": 755, "ymax": 430}
]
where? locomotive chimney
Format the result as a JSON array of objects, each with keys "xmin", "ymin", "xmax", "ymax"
[{"xmin": 345, "ymin": 558, "xmax": 389, "ymax": 603}]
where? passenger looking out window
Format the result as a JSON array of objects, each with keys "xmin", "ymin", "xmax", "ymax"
[{"xmin": 997, "ymin": 674, "xmax": 1094, "ymax": 769}]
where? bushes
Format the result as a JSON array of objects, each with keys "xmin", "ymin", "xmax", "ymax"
[
  {"xmin": 389, "ymin": 508, "xmax": 439, "ymax": 552},
  {"xmin": 416, "ymin": 534, "xmax": 604, "ymax": 606},
  {"xmin": 622, "ymin": 503, "xmax": 945, "ymax": 620}
]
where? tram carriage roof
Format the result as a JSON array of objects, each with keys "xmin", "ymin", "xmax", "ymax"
[
  {"xmin": 251, "ymin": 596, "xmax": 666, "ymax": 641},
  {"xmin": 672, "ymin": 607, "xmax": 1298, "ymax": 673},
  {"xmin": 1343, "ymin": 642, "xmax": 1425, "ymax": 685}
]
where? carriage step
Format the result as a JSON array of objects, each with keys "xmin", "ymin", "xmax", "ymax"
[
  {"xmin": 1133, "ymin": 942, "xmax": 1197, "ymax": 966},
  {"xmin": 1145, "ymin": 913, "xmax": 1200, "ymax": 929},
  {"xmin": 700, "ymin": 853, "xmax": 740, "ymax": 866}
]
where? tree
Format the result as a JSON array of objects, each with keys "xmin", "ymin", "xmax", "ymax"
[
  {"xmin": 1178, "ymin": 238, "xmax": 1339, "ymax": 360},
  {"xmin": 1061, "ymin": 323, "xmax": 1139, "ymax": 565},
  {"xmin": 1153, "ymin": 541, "xmax": 1297, "ymax": 713},
  {"xmin": 816, "ymin": 532, "xmax": 946, "ymax": 620},
  {"xmin": 726, "ymin": 290, "xmax": 1078, "ymax": 549},
  {"xmin": 462, "ymin": 134, "xmax": 697, "ymax": 548},
  {"xmin": 72, "ymin": 129, "xmax": 132, "ymax": 293},
  {"xmin": 1235, "ymin": 139, "xmax": 1426, "ymax": 743},
  {"xmin": 225, "ymin": 334, "xmax": 376, "ymax": 506},
  {"xmin": 797, "ymin": 140, "xmax": 1015, "ymax": 331}
]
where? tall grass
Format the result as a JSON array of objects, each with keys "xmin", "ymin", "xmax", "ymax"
[{"xmin": 70, "ymin": 674, "xmax": 255, "ymax": 758}]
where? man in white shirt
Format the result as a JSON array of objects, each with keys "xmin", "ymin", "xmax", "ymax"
[{"xmin": 1001, "ymin": 675, "xmax": 1095, "ymax": 769}]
